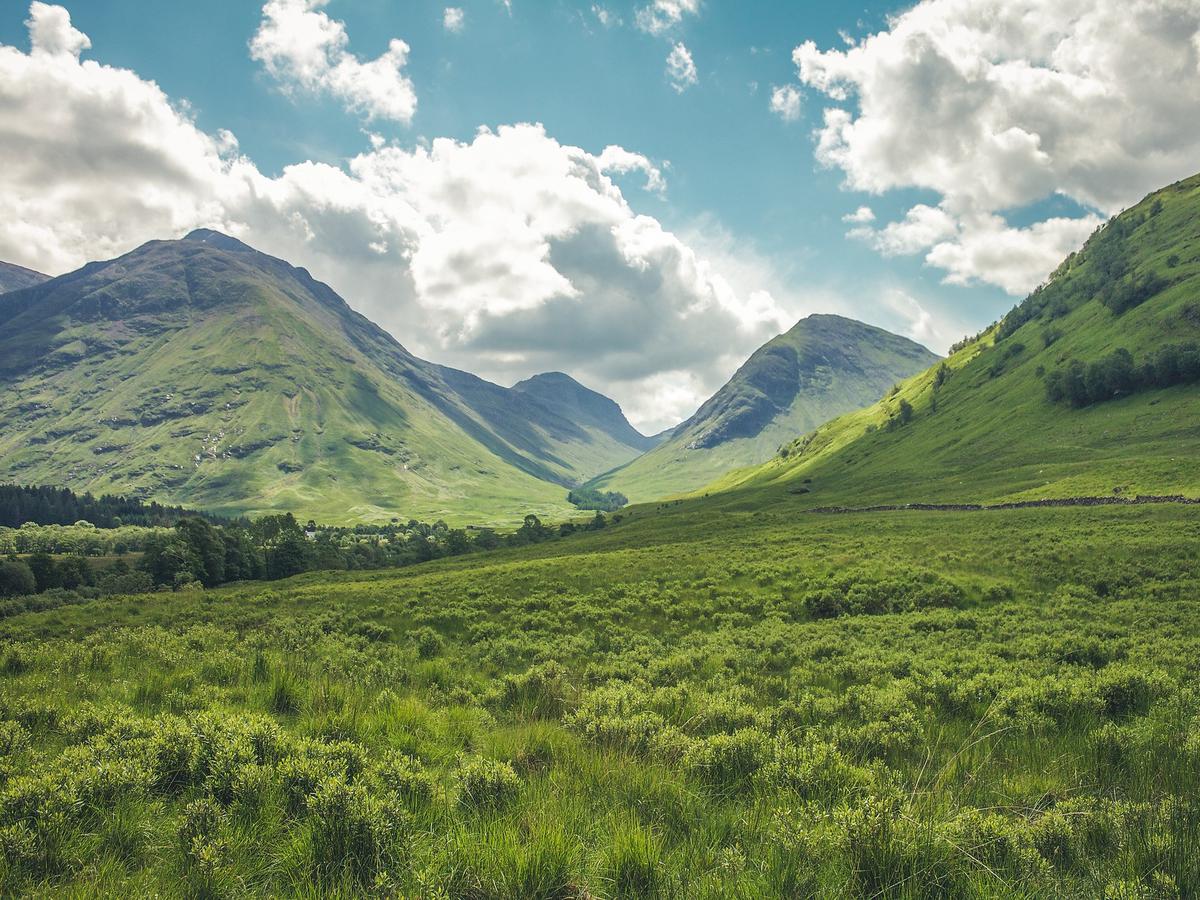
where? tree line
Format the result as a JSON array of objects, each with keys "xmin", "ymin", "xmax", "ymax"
[
  {"xmin": 1044, "ymin": 342, "xmax": 1200, "ymax": 407},
  {"xmin": 1, "ymin": 510, "xmax": 616, "ymax": 602},
  {"xmin": 0, "ymin": 484, "xmax": 225, "ymax": 529}
]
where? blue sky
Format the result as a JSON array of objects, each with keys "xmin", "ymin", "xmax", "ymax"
[
  {"xmin": 2, "ymin": 0, "xmax": 1198, "ymax": 429},
  {"xmin": 2, "ymin": 0, "xmax": 993, "ymax": 335}
]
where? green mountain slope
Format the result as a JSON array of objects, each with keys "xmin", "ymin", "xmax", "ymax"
[
  {"xmin": 0, "ymin": 231, "xmax": 650, "ymax": 523},
  {"xmin": 0, "ymin": 260, "xmax": 49, "ymax": 294},
  {"xmin": 589, "ymin": 314, "xmax": 939, "ymax": 501},
  {"xmin": 709, "ymin": 172, "xmax": 1200, "ymax": 508}
]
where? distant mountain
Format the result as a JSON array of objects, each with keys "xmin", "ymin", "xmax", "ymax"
[
  {"xmin": 0, "ymin": 260, "xmax": 49, "ymax": 294},
  {"xmin": 513, "ymin": 372, "xmax": 660, "ymax": 453},
  {"xmin": 714, "ymin": 172, "xmax": 1200, "ymax": 506},
  {"xmin": 0, "ymin": 230, "xmax": 651, "ymax": 523},
  {"xmin": 589, "ymin": 314, "xmax": 939, "ymax": 501}
]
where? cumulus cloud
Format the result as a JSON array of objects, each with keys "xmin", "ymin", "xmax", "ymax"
[
  {"xmin": 443, "ymin": 7, "xmax": 464, "ymax": 33},
  {"xmin": 791, "ymin": 0, "xmax": 1200, "ymax": 294},
  {"xmin": 768, "ymin": 84, "xmax": 801, "ymax": 122},
  {"xmin": 26, "ymin": 1, "xmax": 88, "ymax": 56},
  {"xmin": 635, "ymin": 0, "xmax": 700, "ymax": 36},
  {"xmin": 0, "ymin": 4, "xmax": 800, "ymax": 433},
  {"xmin": 665, "ymin": 42, "xmax": 697, "ymax": 92},
  {"xmin": 842, "ymin": 206, "xmax": 874, "ymax": 224},
  {"xmin": 250, "ymin": 0, "xmax": 417, "ymax": 124}
]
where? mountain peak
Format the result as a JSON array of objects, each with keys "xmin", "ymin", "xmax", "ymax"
[
  {"xmin": 588, "ymin": 314, "xmax": 940, "ymax": 500},
  {"xmin": 182, "ymin": 228, "xmax": 256, "ymax": 254},
  {"xmin": 513, "ymin": 371, "xmax": 657, "ymax": 451}
]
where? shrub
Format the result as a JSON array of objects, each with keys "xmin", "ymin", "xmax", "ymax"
[
  {"xmin": 306, "ymin": 778, "xmax": 406, "ymax": 888},
  {"xmin": 495, "ymin": 660, "xmax": 569, "ymax": 719},
  {"xmin": 373, "ymin": 751, "xmax": 436, "ymax": 807},
  {"xmin": 759, "ymin": 738, "xmax": 877, "ymax": 807},
  {"xmin": 411, "ymin": 627, "xmax": 445, "ymax": 660},
  {"xmin": 682, "ymin": 729, "xmax": 771, "ymax": 792},
  {"xmin": 456, "ymin": 757, "xmax": 521, "ymax": 810}
]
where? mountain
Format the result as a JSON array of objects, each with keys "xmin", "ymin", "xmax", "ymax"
[
  {"xmin": 710, "ymin": 172, "xmax": 1200, "ymax": 507},
  {"xmin": 0, "ymin": 260, "xmax": 49, "ymax": 294},
  {"xmin": 0, "ymin": 230, "xmax": 652, "ymax": 523},
  {"xmin": 588, "ymin": 314, "xmax": 939, "ymax": 501},
  {"xmin": 512, "ymin": 372, "xmax": 660, "ymax": 453}
]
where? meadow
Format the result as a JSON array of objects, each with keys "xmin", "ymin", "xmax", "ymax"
[{"xmin": 1, "ymin": 501, "xmax": 1198, "ymax": 897}]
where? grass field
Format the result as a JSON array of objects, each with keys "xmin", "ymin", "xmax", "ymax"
[{"xmin": 2, "ymin": 500, "xmax": 1199, "ymax": 897}]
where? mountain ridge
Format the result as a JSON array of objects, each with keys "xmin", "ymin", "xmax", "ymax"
[
  {"xmin": 0, "ymin": 260, "xmax": 50, "ymax": 295},
  {"xmin": 0, "ymin": 232, "xmax": 656, "ymax": 523},
  {"xmin": 589, "ymin": 313, "xmax": 939, "ymax": 501}
]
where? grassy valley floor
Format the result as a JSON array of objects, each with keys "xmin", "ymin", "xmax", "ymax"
[{"xmin": 2, "ymin": 502, "xmax": 1199, "ymax": 897}]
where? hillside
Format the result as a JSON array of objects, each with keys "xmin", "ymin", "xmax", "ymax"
[
  {"xmin": 512, "ymin": 372, "xmax": 661, "ymax": 453},
  {"xmin": 589, "ymin": 314, "xmax": 938, "ymax": 501},
  {"xmin": 0, "ymin": 260, "xmax": 48, "ymax": 294},
  {"xmin": 0, "ymin": 231, "xmax": 651, "ymax": 523},
  {"xmin": 708, "ymin": 172, "xmax": 1200, "ymax": 508}
]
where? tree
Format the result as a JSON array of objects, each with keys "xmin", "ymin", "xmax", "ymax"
[
  {"xmin": 266, "ymin": 531, "xmax": 311, "ymax": 580},
  {"xmin": 0, "ymin": 560, "xmax": 36, "ymax": 598},
  {"xmin": 26, "ymin": 551, "xmax": 60, "ymax": 592},
  {"xmin": 141, "ymin": 534, "xmax": 202, "ymax": 586},
  {"xmin": 222, "ymin": 528, "xmax": 265, "ymax": 582},
  {"xmin": 445, "ymin": 529, "xmax": 471, "ymax": 556},
  {"xmin": 176, "ymin": 518, "xmax": 225, "ymax": 587}
]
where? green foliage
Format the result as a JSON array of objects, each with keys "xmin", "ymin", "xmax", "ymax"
[
  {"xmin": 1, "ymin": 471, "xmax": 1200, "ymax": 896},
  {"xmin": 567, "ymin": 487, "xmax": 628, "ymax": 512},
  {"xmin": 0, "ymin": 561, "xmax": 35, "ymax": 598},
  {"xmin": 1046, "ymin": 343, "xmax": 1200, "ymax": 407},
  {"xmin": 456, "ymin": 758, "xmax": 521, "ymax": 811}
]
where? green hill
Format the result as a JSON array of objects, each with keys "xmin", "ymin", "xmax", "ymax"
[
  {"xmin": 589, "ymin": 314, "xmax": 938, "ymax": 501},
  {"xmin": 708, "ymin": 173, "xmax": 1200, "ymax": 508},
  {"xmin": 512, "ymin": 372, "xmax": 662, "ymax": 454},
  {"xmin": 0, "ymin": 231, "xmax": 651, "ymax": 524},
  {"xmin": 0, "ymin": 260, "xmax": 48, "ymax": 294}
]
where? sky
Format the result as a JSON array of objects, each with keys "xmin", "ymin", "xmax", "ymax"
[{"xmin": 2, "ymin": 1, "xmax": 1200, "ymax": 432}]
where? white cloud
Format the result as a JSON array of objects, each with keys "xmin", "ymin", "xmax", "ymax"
[
  {"xmin": 26, "ymin": 1, "xmax": 88, "ymax": 56},
  {"xmin": 250, "ymin": 0, "xmax": 417, "ymax": 124},
  {"xmin": 880, "ymin": 289, "xmax": 938, "ymax": 347},
  {"xmin": 591, "ymin": 5, "xmax": 618, "ymax": 28},
  {"xmin": 665, "ymin": 42, "xmax": 697, "ymax": 93},
  {"xmin": 635, "ymin": 0, "xmax": 700, "ymax": 36},
  {"xmin": 852, "ymin": 204, "xmax": 958, "ymax": 257},
  {"xmin": 596, "ymin": 145, "xmax": 666, "ymax": 194},
  {"xmin": 842, "ymin": 206, "xmax": 874, "ymax": 224},
  {"xmin": 768, "ymin": 84, "xmax": 801, "ymax": 121},
  {"xmin": 792, "ymin": 0, "xmax": 1200, "ymax": 294},
  {"xmin": 925, "ymin": 214, "xmax": 1100, "ymax": 297},
  {"xmin": 443, "ymin": 7, "xmax": 464, "ymax": 33},
  {"xmin": 0, "ymin": 4, "xmax": 803, "ymax": 434}
]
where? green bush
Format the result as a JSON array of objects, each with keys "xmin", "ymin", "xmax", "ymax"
[
  {"xmin": 456, "ymin": 757, "xmax": 521, "ymax": 810},
  {"xmin": 305, "ymin": 777, "xmax": 406, "ymax": 888}
]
